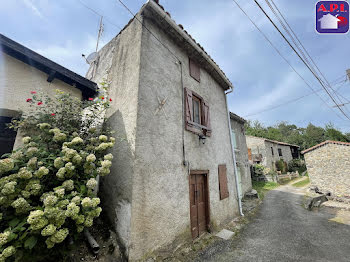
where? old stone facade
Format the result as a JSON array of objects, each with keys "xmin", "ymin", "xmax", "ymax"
[
  {"xmin": 230, "ymin": 113, "xmax": 252, "ymax": 196},
  {"xmin": 246, "ymin": 135, "xmax": 299, "ymax": 171},
  {"xmin": 87, "ymin": 1, "xmax": 240, "ymax": 260},
  {"xmin": 303, "ymin": 141, "xmax": 350, "ymax": 197},
  {"xmin": 0, "ymin": 34, "xmax": 96, "ymax": 156}
]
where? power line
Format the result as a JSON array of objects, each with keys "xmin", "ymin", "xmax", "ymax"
[
  {"xmin": 116, "ymin": 0, "xmax": 181, "ymax": 62},
  {"xmin": 252, "ymin": 0, "xmax": 350, "ymax": 121},
  {"xmin": 244, "ymin": 88, "xmax": 323, "ymax": 117},
  {"xmin": 231, "ymin": 0, "xmax": 344, "ymax": 121},
  {"xmin": 265, "ymin": 0, "xmax": 350, "ymax": 115},
  {"xmin": 76, "ymin": 0, "xmax": 122, "ymax": 30}
]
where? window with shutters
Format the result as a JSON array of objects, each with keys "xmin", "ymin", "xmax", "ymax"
[
  {"xmin": 218, "ymin": 164, "xmax": 229, "ymax": 200},
  {"xmin": 184, "ymin": 88, "xmax": 211, "ymax": 137},
  {"xmin": 189, "ymin": 58, "xmax": 200, "ymax": 82}
]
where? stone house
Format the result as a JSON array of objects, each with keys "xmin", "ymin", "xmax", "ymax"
[
  {"xmin": 246, "ymin": 135, "xmax": 300, "ymax": 170},
  {"xmin": 230, "ymin": 112, "xmax": 252, "ymax": 197},
  {"xmin": 87, "ymin": 1, "xmax": 242, "ymax": 260},
  {"xmin": 302, "ymin": 140, "xmax": 350, "ymax": 197},
  {"xmin": 0, "ymin": 34, "xmax": 97, "ymax": 156}
]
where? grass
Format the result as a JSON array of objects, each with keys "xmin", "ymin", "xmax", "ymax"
[
  {"xmin": 252, "ymin": 181, "xmax": 279, "ymax": 199},
  {"xmin": 292, "ymin": 177, "xmax": 310, "ymax": 187}
]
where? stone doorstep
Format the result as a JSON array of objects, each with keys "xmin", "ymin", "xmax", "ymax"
[
  {"xmin": 215, "ymin": 229, "xmax": 235, "ymax": 240},
  {"xmin": 321, "ymin": 200, "xmax": 350, "ymax": 211}
]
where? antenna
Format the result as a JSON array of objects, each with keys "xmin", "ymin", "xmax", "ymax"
[
  {"xmin": 82, "ymin": 16, "xmax": 103, "ymax": 64},
  {"xmin": 96, "ymin": 16, "xmax": 104, "ymax": 52}
]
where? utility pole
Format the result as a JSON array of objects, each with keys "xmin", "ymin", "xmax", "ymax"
[
  {"xmin": 96, "ymin": 16, "xmax": 104, "ymax": 52},
  {"xmin": 347, "ymin": 69, "xmax": 350, "ymax": 81}
]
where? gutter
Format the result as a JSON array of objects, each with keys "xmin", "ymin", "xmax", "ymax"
[{"xmin": 225, "ymin": 88, "xmax": 244, "ymax": 216}]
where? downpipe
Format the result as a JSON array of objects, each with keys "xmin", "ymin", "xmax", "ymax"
[
  {"xmin": 83, "ymin": 175, "xmax": 101, "ymax": 255},
  {"xmin": 225, "ymin": 89, "xmax": 244, "ymax": 216}
]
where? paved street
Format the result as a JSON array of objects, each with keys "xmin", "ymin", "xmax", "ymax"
[{"xmin": 197, "ymin": 185, "xmax": 350, "ymax": 262}]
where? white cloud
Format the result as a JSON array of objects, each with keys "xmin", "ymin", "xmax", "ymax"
[
  {"xmin": 34, "ymin": 35, "xmax": 102, "ymax": 76},
  {"xmin": 22, "ymin": 0, "xmax": 44, "ymax": 19}
]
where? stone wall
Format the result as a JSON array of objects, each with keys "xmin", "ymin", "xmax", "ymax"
[
  {"xmin": 264, "ymin": 141, "xmax": 293, "ymax": 171},
  {"xmin": 230, "ymin": 119, "xmax": 252, "ymax": 196},
  {"xmin": 246, "ymin": 136, "xmax": 293, "ymax": 171},
  {"xmin": 304, "ymin": 143, "xmax": 350, "ymax": 197}
]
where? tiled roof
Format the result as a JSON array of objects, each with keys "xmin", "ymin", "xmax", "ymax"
[
  {"xmin": 114, "ymin": 0, "xmax": 233, "ymax": 90},
  {"xmin": 246, "ymin": 135, "xmax": 300, "ymax": 148},
  {"xmin": 302, "ymin": 140, "xmax": 350, "ymax": 154},
  {"xmin": 230, "ymin": 112, "xmax": 246, "ymax": 123}
]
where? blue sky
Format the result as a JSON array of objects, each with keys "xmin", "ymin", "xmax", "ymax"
[{"xmin": 1, "ymin": 0, "xmax": 350, "ymax": 131}]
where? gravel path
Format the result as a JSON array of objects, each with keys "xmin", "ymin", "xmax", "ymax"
[{"xmin": 196, "ymin": 185, "xmax": 350, "ymax": 262}]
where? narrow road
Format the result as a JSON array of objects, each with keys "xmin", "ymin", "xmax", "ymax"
[{"xmin": 197, "ymin": 185, "xmax": 350, "ymax": 262}]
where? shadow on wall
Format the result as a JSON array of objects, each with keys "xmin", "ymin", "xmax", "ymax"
[{"xmin": 100, "ymin": 110, "xmax": 134, "ymax": 257}]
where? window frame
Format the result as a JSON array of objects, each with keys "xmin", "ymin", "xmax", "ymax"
[
  {"xmin": 278, "ymin": 148, "xmax": 283, "ymax": 157},
  {"xmin": 184, "ymin": 88, "xmax": 211, "ymax": 137},
  {"xmin": 271, "ymin": 147, "xmax": 274, "ymax": 156},
  {"xmin": 189, "ymin": 58, "xmax": 200, "ymax": 82}
]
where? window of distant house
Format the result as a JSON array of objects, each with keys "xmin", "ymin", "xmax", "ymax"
[
  {"xmin": 184, "ymin": 88, "xmax": 211, "ymax": 136},
  {"xmin": 0, "ymin": 116, "xmax": 17, "ymax": 157},
  {"xmin": 271, "ymin": 147, "xmax": 274, "ymax": 156},
  {"xmin": 278, "ymin": 148, "xmax": 282, "ymax": 156},
  {"xmin": 189, "ymin": 58, "xmax": 200, "ymax": 82},
  {"xmin": 232, "ymin": 130, "xmax": 238, "ymax": 149}
]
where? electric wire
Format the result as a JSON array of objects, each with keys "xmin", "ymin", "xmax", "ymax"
[
  {"xmin": 77, "ymin": 0, "xmax": 122, "ymax": 30},
  {"xmin": 252, "ymin": 0, "xmax": 350, "ymax": 121},
  {"xmin": 265, "ymin": 0, "xmax": 350, "ymax": 114},
  {"xmin": 231, "ymin": 0, "xmax": 345, "ymax": 121}
]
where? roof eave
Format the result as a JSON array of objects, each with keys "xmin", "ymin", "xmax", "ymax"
[
  {"xmin": 0, "ymin": 34, "xmax": 98, "ymax": 98},
  {"xmin": 142, "ymin": 1, "xmax": 233, "ymax": 91}
]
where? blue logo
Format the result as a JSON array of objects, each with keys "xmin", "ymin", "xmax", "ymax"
[{"xmin": 316, "ymin": 1, "xmax": 349, "ymax": 34}]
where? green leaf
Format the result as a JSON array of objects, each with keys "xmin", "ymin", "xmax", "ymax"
[
  {"xmin": 24, "ymin": 236, "xmax": 38, "ymax": 249},
  {"xmin": 7, "ymin": 233, "xmax": 18, "ymax": 242},
  {"xmin": 9, "ymin": 218, "xmax": 20, "ymax": 227},
  {"xmin": 19, "ymin": 231, "xmax": 28, "ymax": 241}
]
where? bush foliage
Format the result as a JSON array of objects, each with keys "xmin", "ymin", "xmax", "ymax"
[{"xmin": 0, "ymin": 87, "xmax": 114, "ymax": 261}]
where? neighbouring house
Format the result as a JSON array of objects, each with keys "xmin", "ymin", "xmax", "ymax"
[
  {"xmin": 246, "ymin": 135, "xmax": 300, "ymax": 170},
  {"xmin": 230, "ymin": 112, "xmax": 252, "ymax": 197},
  {"xmin": 302, "ymin": 140, "xmax": 350, "ymax": 197},
  {"xmin": 86, "ymin": 1, "xmax": 241, "ymax": 260},
  {"xmin": 0, "ymin": 34, "xmax": 97, "ymax": 156}
]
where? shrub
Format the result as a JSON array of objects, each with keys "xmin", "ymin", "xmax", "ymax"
[
  {"xmin": 0, "ymin": 87, "xmax": 114, "ymax": 261},
  {"xmin": 252, "ymin": 164, "xmax": 265, "ymax": 176},
  {"xmin": 275, "ymin": 160, "xmax": 287, "ymax": 174},
  {"xmin": 287, "ymin": 159, "xmax": 307, "ymax": 174}
]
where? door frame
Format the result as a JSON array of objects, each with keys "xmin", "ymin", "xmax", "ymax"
[{"xmin": 189, "ymin": 170, "xmax": 210, "ymax": 239}]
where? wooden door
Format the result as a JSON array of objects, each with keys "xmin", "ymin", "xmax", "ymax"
[{"xmin": 190, "ymin": 172, "xmax": 209, "ymax": 239}]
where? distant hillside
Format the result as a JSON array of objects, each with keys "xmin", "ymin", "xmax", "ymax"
[{"xmin": 245, "ymin": 121, "xmax": 350, "ymax": 151}]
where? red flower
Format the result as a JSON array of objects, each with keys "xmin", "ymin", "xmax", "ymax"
[
  {"xmin": 37, "ymin": 102, "xmax": 43, "ymax": 105},
  {"xmin": 51, "ymin": 113, "xmax": 55, "ymax": 116},
  {"xmin": 30, "ymin": 91, "xmax": 36, "ymax": 94},
  {"xmin": 109, "ymin": 98, "xmax": 112, "ymax": 102},
  {"xmin": 101, "ymin": 97, "xmax": 105, "ymax": 100},
  {"xmin": 26, "ymin": 98, "xmax": 32, "ymax": 102},
  {"xmin": 88, "ymin": 98, "xmax": 93, "ymax": 101}
]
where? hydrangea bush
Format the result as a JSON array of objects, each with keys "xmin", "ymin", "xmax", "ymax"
[{"xmin": 0, "ymin": 86, "xmax": 114, "ymax": 261}]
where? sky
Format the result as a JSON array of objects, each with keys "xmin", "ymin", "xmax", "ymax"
[{"xmin": 1, "ymin": 0, "xmax": 350, "ymax": 131}]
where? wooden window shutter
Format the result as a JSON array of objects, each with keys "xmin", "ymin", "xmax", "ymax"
[
  {"xmin": 248, "ymin": 148, "xmax": 252, "ymax": 161},
  {"xmin": 189, "ymin": 58, "xmax": 200, "ymax": 82},
  {"xmin": 202, "ymin": 101, "xmax": 211, "ymax": 137},
  {"xmin": 185, "ymin": 88, "xmax": 193, "ymax": 130},
  {"xmin": 218, "ymin": 164, "xmax": 229, "ymax": 200}
]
